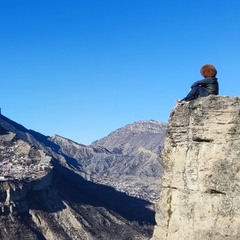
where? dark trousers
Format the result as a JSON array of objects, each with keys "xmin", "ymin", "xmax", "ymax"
[{"xmin": 183, "ymin": 86, "xmax": 209, "ymax": 101}]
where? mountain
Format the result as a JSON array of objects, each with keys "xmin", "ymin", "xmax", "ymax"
[
  {"xmin": 152, "ymin": 95, "xmax": 240, "ymax": 239},
  {"xmin": 0, "ymin": 114, "xmax": 166, "ymax": 240},
  {"xmin": 51, "ymin": 120, "xmax": 167, "ymax": 202},
  {"xmin": 91, "ymin": 120, "xmax": 166, "ymax": 156}
]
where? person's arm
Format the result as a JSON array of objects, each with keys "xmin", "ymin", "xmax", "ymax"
[{"xmin": 191, "ymin": 78, "xmax": 212, "ymax": 88}]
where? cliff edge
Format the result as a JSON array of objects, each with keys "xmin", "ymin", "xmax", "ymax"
[{"xmin": 152, "ymin": 95, "xmax": 240, "ymax": 240}]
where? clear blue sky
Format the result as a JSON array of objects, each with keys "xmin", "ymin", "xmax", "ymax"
[{"xmin": 1, "ymin": 0, "xmax": 240, "ymax": 145}]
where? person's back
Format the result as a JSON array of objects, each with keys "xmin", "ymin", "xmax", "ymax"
[
  {"xmin": 191, "ymin": 76, "xmax": 219, "ymax": 95},
  {"xmin": 203, "ymin": 77, "xmax": 218, "ymax": 95}
]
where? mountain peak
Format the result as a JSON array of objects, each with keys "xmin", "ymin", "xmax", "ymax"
[{"xmin": 91, "ymin": 120, "xmax": 167, "ymax": 155}]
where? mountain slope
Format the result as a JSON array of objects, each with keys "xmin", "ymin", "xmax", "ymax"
[
  {"xmin": 91, "ymin": 120, "xmax": 166, "ymax": 155},
  {"xmin": 0, "ymin": 114, "xmax": 158, "ymax": 239},
  {"xmin": 51, "ymin": 120, "xmax": 167, "ymax": 202}
]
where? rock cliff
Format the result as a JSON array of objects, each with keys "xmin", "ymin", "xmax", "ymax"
[{"xmin": 152, "ymin": 95, "xmax": 240, "ymax": 240}]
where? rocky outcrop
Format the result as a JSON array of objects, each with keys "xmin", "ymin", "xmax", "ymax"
[
  {"xmin": 152, "ymin": 95, "xmax": 240, "ymax": 240},
  {"xmin": 0, "ymin": 172, "xmax": 53, "ymax": 215}
]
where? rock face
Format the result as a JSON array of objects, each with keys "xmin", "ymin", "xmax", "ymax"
[{"xmin": 152, "ymin": 95, "xmax": 240, "ymax": 240}]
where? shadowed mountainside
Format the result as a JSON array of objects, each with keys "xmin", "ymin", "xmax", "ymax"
[
  {"xmin": 51, "ymin": 120, "xmax": 167, "ymax": 202},
  {"xmin": 0, "ymin": 114, "xmax": 162, "ymax": 239}
]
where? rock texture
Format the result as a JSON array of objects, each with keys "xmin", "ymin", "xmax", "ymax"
[{"xmin": 152, "ymin": 95, "xmax": 240, "ymax": 240}]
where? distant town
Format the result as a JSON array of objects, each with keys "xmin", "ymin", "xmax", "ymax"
[{"xmin": 0, "ymin": 138, "xmax": 53, "ymax": 181}]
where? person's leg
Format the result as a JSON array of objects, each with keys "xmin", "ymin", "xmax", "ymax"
[
  {"xmin": 181, "ymin": 86, "xmax": 200, "ymax": 101},
  {"xmin": 198, "ymin": 87, "xmax": 209, "ymax": 97}
]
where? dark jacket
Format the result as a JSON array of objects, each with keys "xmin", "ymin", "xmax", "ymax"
[{"xmin": 191, "ymin": 77, "xmax": 219, "ymax": 95}]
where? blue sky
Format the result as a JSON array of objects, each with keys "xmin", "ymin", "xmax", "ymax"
[{"xmin": 1, "ymin": 0, "xmax": 240, "ymax": 145}]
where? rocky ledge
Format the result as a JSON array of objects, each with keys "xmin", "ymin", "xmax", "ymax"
[{"xmin": 152, "ymin": 95, "xmax": 240, "ymax": 240}]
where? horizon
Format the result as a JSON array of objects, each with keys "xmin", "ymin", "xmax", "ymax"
[
  {"xmin": 0, "ymin": 110, "xmax": 166, "ymax": 145},
  {"xmin": 1, "ymin": 1, "xmax": 240, "ymax": 145}
]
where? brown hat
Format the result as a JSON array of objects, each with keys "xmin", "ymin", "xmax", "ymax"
[{"xmin": 200, "ymin": 64, "xmax": 217, "ymax": 77}]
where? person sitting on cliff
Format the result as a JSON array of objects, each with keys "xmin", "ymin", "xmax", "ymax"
[{"xmin": 177, "ymin": 64, "xmax": 219, "ymax": 103}]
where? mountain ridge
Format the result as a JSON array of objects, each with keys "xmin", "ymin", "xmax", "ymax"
[
  {"xmin": 52, "ymin": 120, "xmax": 166, "ymax": 202},
  {"xmin": 91, "ymin": 120, "xmax": 166, "ymax": 155},
  {"xmin": 0, "ymin": 113, "xmax": 165, "ymax": 239}
]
